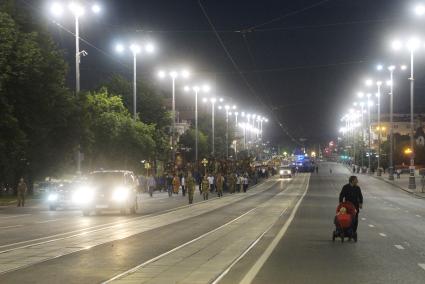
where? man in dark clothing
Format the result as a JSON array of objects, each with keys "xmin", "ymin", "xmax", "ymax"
[{"xmin": 339, "ymin": 176, "xmax": 363, "ymax": 233}]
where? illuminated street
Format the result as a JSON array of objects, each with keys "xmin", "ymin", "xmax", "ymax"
[
  {"xmin": 0, "ymin": 163, "xmax": 424, "ymax": 283},
  {"xmin": 2, "ymin": 0, "xmax": 425, "ymax": 283}
]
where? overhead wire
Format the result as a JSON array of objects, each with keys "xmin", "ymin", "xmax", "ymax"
[{"xmin": 197, "ymin": 0, "xmax": 302, "ymax": 146}]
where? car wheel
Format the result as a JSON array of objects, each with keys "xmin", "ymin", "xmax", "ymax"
[{"xmin": 49, "ymin": 204, "xmax": 57, "ymax": 211}]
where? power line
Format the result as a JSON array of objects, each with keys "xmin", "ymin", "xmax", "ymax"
[
  {"xmin": 198, "ymin": 0, "xmax": 302, "ymax": 146},
  {"xmin": 244, "ymin": 0, "xmax": 332, "ymax": 32}
]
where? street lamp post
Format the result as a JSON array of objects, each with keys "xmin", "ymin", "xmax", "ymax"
[
  {"xmin": 376, "ymin": 81, "xmax": 382, "ymax": 176},
  {"xmin": 158, "ymin": 69, "xmax": 190, "ymax": 162},
  {"xmin": 116, "ymin": 43, "xmax": 155, "ymax": 120},
  {"xmin": 392, "ymin": 38, "xmax": 419, "ymax": 189},
  {"xmin": 380, "ymin": 65, "xmax": 407, "ymax": 180},
  {"xmin": 184, "ymin": 84, "xmax": 210, "ymax": 168},
  {"xmin": 367, "ymin": 94, "xmax": 373, "ymax": 173},
  {"xmin": 50, "ymin": 1, "xmax": 101, "ymax": 174}
]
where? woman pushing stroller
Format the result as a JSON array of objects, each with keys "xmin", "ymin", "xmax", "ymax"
[{"xmin": 333, "ymin": 176, "xmax": 364, "ymax": 242}]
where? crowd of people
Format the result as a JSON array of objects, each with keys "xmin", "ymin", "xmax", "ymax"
[{"xmin": 139, "ymin": 166, "xmax": 276, "ymax": 204}]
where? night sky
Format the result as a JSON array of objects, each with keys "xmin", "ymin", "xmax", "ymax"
[{"xmin": 27, "ymin": 0, "xmax": 425, "ymax": 147}]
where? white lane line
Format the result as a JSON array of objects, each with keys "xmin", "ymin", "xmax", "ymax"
[
  {"xmin": 379, "ymin": 233, "xmax": 387, "ymax": 237},
  {"xmin": 240, "ymin": 174, "xmax": 310, "ymax": 284},
  {"xmin": 394, "ymin": 245, "xmax": 404, "ymax": 250},
  {"xmin": 0, "ymin": 225, "xmax": 23, "ymax": 229},
  {"xmin": 103, "ymin": 206, "xmax": 259, "ymax": 283},
  {"xmin": 211, "ymin": 208, "xmax": 289, "ymax": 284},
  {"xmin": 0, "ymin": 214, "xmax": 30, "ymax": 219},
  {"xmin": 361, "ymin": 218, "xmax": 366, "ymax": 221},
  {"xmin": 416, "ymin": 215, "xmax": 422, "ymax": 218},
  {"xmin": 405, "ymin": 210, "xmax": 409, "ymax": 213},
  {"xmin": 368, "ymin": 224, "xmax": 375, "ymax": 228},
  {"xmin": 35, "ymin": 219, "xmax": 60, "ymax": 224},
  {"xmin": 418, "ymin": 263, "xmax": 425, "ymax": 271}
]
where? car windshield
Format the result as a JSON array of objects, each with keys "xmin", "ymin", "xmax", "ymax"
[{"xmin": 89, "ymin": 172, "xmax": 125, "ymax": 186}]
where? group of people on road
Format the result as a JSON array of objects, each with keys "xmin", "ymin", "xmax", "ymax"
[{"xmin": 138, "ymin": 169, "xmax": 266, "ymax": 205}]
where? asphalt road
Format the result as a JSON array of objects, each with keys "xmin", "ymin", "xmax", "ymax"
[
  {"xmin": 1, "ymin": 163, "xmax": 424, "ymax": 284},
  {"xmin": 221, "ymin": 162, "xmax": 425, "ymax": 284}
]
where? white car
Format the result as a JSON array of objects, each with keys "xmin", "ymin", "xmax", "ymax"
[
  {"xmin": 279, "ymin": 167, "xmax": 292, "ymax": 178},
  {"xmin": 75, "ymin": 170, "xmax": 140, "ymax": 216}
]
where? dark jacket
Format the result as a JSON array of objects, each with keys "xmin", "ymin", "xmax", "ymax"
[{"xmin": 339, "ymin": 184, "xmax": 363, "ymax": 210}]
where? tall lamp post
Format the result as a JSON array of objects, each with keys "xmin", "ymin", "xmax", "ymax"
[
  {"xmin": 158, "ymin": 69, "xmax": 190, "ymax": 161},
  {"xmin": 50, "ymin": 1, "xmax": 101, "ymax": 174},
  {"xmin": 116, "ymin": 42, "xmax": 155, "ymax": 120},
  {"xmin": 366, "ymin": 94, "xmax": 374, "ymax": 173},
  {"xmin": 392, "ymin": 37, "xmax": 421, "ymax": 189},
  {"xmin": 184, "ymin": 84, "xmax": 210, "ymax": 168},
  {"xmin": 366, "ymin": 79, "xmax": 383, "ymax": 176},
  {"xmin": 377, "ymin": 64, "xmax": 407, "ymax": 180}
]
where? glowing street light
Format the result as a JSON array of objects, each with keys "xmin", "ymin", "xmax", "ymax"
[
  {"xmin": 414, "ymin": 3, "xmax": 425, "ymax": 16},
  {"xmin": 116, "ymin": 42, "xmax": 155, "ymax": 120},
  {"xmin": 391, "ymin": 37, "xmax": 422, "ymax": 189},
  {"xmin": 377, "ymin": 64, "xmax": 407, "ymax": 180},
  {"xmin": 184, "ymin": 83, "xmax": 210, "ymax": 165},
  {"xmin": 157, "ymin": 68, "xmax": 191, "ymax": 161},
  {"xmin": 49, "ymin": 1, "xmax": 101, "ymax": 175}
]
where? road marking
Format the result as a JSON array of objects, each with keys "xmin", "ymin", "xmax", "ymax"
[
  {"xmin": 103, "ymin": 206, "xmax": 259, "ymax": 283},
  {"xmin": 416, "ymin": 215, "xmax": 422, "ymax": 218},
  {"xmin": 394, "ymin": 245, "xmax": 404, "ymax": 250},
  {"xmin": 240, "ymin": 174, "xmax": 310, "ymax": 284},
  {"xmin": 418, "ymin": 263, "xmax": 425, "ymax": 271},
  {"xmin": 361, "ymin": 218, "xmax": 366, "ymax": 221},
  {"xmin": 35, "ymin": 219, "xmax": 60, "ymax": 224},
  {"xmin": 405, "ymin": 210, "xmax": 409, "ymax": 213},
  {"xmin": 0, "ymin": 225, "xmax": 23, "ymax": 229},
  {"xmin": 0, "ymin": 214, "xmax": 30, "ymax": 219},
  {"xmin": 211, "ymin": 208, "xmax": 288, "ymax": 284},
  {"xmin": 379, "ymin": 233, "xmax": 387, "ymax": 237},
  {"xmin": 368, "ymin": 224, "xmax": 375, "ymax": 228}
]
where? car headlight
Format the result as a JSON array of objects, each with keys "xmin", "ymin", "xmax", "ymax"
[
  {"xmin": 72, "ymin": 187, "xmax": 94, "ymax": 204},
  {"xmin": 47, "ymin": 193, "xmax": 58, "ymax": 202},
  {"xmin": 279, "ymin": 170, "xmax": 284, "ymax": 175},
  {"xmin": 112, "ymin": 187, "xmax": 129, "ymax": 202}
]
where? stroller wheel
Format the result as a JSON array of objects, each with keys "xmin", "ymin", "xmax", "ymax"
[
  {"xmin": 353, "ymin": 232, "xmax": 358, "ymax": 242},
  {"xmin": 332, "ymin": 231, "xmax": 336, "ymax": 242}
]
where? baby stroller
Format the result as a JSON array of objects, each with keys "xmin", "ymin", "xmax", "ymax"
[{"xmin": 332, "ymin": 201, "xmax": 357, "ymax": 243}]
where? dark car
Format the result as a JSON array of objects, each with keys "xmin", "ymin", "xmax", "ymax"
[
  {"xmin": 46, "ymin": 181, "xmax": 82, "ymax": 211},
  {"xmin": 74, "ymin": 170, "xmax": 140, "ymax": 216}
]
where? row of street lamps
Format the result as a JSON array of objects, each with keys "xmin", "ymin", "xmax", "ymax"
[
  {"xmin": 48, "ymin": 1, "xmax": 268, "ymax": 171},
  {"xmin": 339, "ymin": 2, "xmax": 425, "ymax": 189}
]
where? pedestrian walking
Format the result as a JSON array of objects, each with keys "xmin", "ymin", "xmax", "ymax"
[
  {"xmin": 330, "ymin": 168, "xmax": 333, "ymax": 175},
  {"xmin": 166, "ymin": 173, "xmax": 173, "ymax": 197},
  {"xmin": 147, "ymin": 175, "xmax": 156, "ymax": 197},
  {"xmin": 396, "ymin": 169, "xmax": 401, "ymax": 179},
  {"xmin": 228, "ymin": 173, "xmax": 236, "ymax": 194},
  {"xmin": 216, "ymin": 173, "xmax": 224, "ymax": 198},
  {"xmin": 201, "ymin": 176, "xmax": 210, "ymax": 200},
  {"xmin": 186, "ymin": 172, "xmax": 196, "ymax": 204},
  {"xmin": 315, "ymin": 166, "xmax": 319, "ymax": 174},
  {"xmin": 181, "ymin": 174, "xmax": 186, "ymax": 197},
  {"xmin": 208, "ymin": 173, "xmax": 215, "ymax": 193},
  {"xmin": 236, "ymin": 174, "xmax": 241, "ymax": 193},
  {"xmin": 243, "ymin": 175, "xmax": 249, "ymax": 193},
  {"xmin": 172, "ymin": 174, "xmax": 180, "ymax": 195},
  {"xmin": 17, "ymin": 177, "xmax": 27, "ymax": 207},
  {"xmin": 339, "ymin": 176, "xmax": 363, "ymax": 233}
]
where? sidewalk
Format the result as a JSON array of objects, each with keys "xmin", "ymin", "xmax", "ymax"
[{"xmin": 363, "ymin": 173, "xmax": 425, "ymax": 199}]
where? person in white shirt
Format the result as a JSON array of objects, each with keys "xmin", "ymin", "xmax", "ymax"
[
  {"xmin": 208, "ymin": 174, "xmax": 215, "ymax": 192},
  {"xmin": 181, "ymin": 175, "xmax": 186, "ymax": 196}
]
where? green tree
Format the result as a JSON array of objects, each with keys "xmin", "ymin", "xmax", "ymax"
[
  {"xmin": 178, "ymin": 128, "xmax": 208, "ymax": 161},
  {"xmin": 79, "ymin": 89, "xmax": 155, "ymax": 171},
  {"xmin": 0, "ymin": 4, "xmax": 80, "ymax": 187}
]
